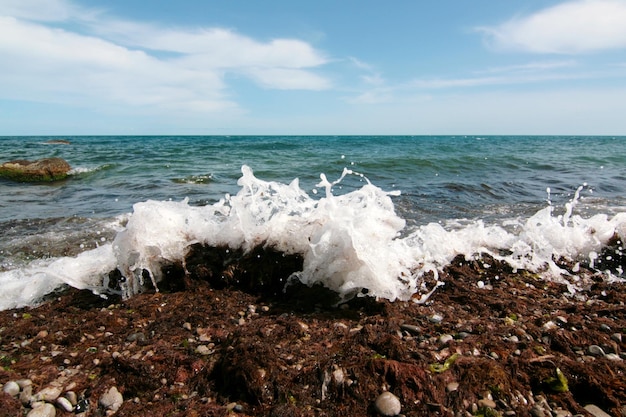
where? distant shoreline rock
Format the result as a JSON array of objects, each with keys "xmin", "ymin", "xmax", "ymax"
[
  {"xmin": 45, "ymin": 139, "xmax": 71, "ymax": 145},
  {"xmin": 0, "ymin": 157, "xmax": 71, "ymax": 182}
]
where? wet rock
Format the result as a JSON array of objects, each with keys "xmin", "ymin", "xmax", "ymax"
[
  {"xmin": 611, "ymin": 333, "xmax": 623, "ymax": 343},
  {"xmin": 99, "ymin": 386, "xmax": 123, "ymax": 412},
  {"xmin": 0, "ymin": 158, "xmax": 71, "ymax": 182},
  {"xmin": 26, "ymin": 403, "xmax": 56, "ymax": 417},
  {"xmin": 374, "ymin": 391, "xmax": 401, "ymax": 416}
]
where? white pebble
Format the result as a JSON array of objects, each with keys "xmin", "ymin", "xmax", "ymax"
[
  {"xmin": 56, "ymin": 397, "xmax": 74, "ymax": 412},
  {"xmin": 3, "ymin": 381, "xmax": 20, "ymax": 397},
  {"xmin": 33, "ymin": 386, "xmax": 62, "ymax": 402},
  {"xmin": 374, "ymin": 391, "xmax": 401, "ymax": 416},
  {"xmin": 99, "ymin": 386, "xmax": 123, "ymax": 412},
  {"xmin": 26, "ymin": 403, "xmax": 56, "ymax": 417}
]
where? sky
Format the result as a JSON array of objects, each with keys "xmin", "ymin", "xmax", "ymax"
[{"xmin": 1, "ymin": 0, "xmax": 626, "ymax": 135}]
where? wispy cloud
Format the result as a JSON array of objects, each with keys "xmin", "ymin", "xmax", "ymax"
[
  {"xmin": 477, "ymin": 0, "xmax": 626, "ymax": 54},
  {"xmin": 0, "ymin": 0, "xmax": 331, "ymax": 114}
]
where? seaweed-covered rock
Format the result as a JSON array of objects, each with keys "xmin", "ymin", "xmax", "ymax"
[{"xmin": 0, "ymin": 157, "xmax": 71, "ymax": 182}]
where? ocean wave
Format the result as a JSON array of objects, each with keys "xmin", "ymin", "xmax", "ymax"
[{"xmin": 0, "ymin": 166, "xmax": 624, "ymax": 311}]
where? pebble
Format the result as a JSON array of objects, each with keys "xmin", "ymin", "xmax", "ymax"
[
  {"xmin": 605, "ymin": 353, "xmax": 622, "ymax": 361},
  {"xmin": 439, "ymin": 334, "xmax": 454, "ymax": 345},
  {"xmin": 611, "ymin": 333, "xmax": 623, "ymax": 343},
  {"xmin": 400, "ymin": 324, "xmax": 422, "ymax": 335},
  {"xmin": 2, "ymin": 380, "xmax": 20, "ymax": 397},
  {"xmin": 478, "ymin": 398, "xmax": 497, "ymax": 409},
  {"xmin": 33, "ymin": 386, "xmax": 62, "ymax": 402},
  {"xmin": 374, "ymin": 391, "xmax": 401, "ymax": 416},
  {"xmin": 183, "ymin": 322, "xmax": 192, "ymax": 331},
  {"xmin": 584, "ymin": 404, "xmax": 612, "ymax": 417},
  {"xmin": 588, "ymin": 345, "xmax": 606, "ymax": 356},
  {"xmin": 599, "ymin": 323, "xmax": 611, "ymax": 332},
  {"xmin": 99, "ymin": 386, "xmax": 123, "ymax": 412},
  {"xmin": 65, "ymin": 391, "xmax": 78, "ymax": 406},
  {"xmin": 126, "ymin": 332, "xmax": 146, "ymax": 343},
  {"xmin": 429, "ymin": 314, "xmax": 443, "ymax": 324},
  {"xmin": 196, "ymin": 345, "xmax": 212, "ymax": 355},
  {"xmin": 446, "ymin": 382, "xmax": 459, "ymax": 392},
  {"xmin": 26, "ymin": 403, "xmax": 56, "ymax": 417},
  {"xmin": 56, "ymin": 396, "xmax": 74, "ymax": 412}
]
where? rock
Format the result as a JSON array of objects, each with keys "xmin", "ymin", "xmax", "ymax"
[
  {"xmin": 33, "ymin": 386, "xmax": 62, "ymax": 402},
  {"xmin": 56, "ymin": 396, "xmax": 74, "ymax": 412},
  {"xmin": 584, "ymin": 404, "xmax": 612, "ymax": 417},
  {"xmin": 400, "ymin": 324, "xmax": 422, "ymax": 335},
  {"xmin": 611, "ymin": 333, "xmax": 623, "ymax": 343},
  {"xmin": 588, "ymin": 345, "xmax": 606, "ymax": 356},
  {"xmin": 26, "ymin": 403, "xmax": 56, "ymax": 417},
  {"xmin": 99, "ymin": 386, "xmax": 123, "ymax": 412},
  {"xmin": 2, "ymin": 381, "xmax": 20, "ymax": 397},
  {"xmin": 478, "ymin": 398, "xmax": 497, "ymax": 409},
  {"xmin": 0, "ymin": 158, "xmax": 71, "ymax": 182},
  {"xmin": 439, "ymin": 334, "xmax": 454, "ymax": 345},
  {"xmin": 374, "ymin": 391, "xmax": 401, "ymax": 416}
]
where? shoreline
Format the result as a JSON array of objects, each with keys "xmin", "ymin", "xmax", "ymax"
[{"xmin": 1, "ymin": 255, "xmax": 625, "ymax": 416}]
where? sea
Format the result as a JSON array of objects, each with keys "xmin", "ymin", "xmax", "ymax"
[{"xmin": 1, "ymin": 135, "xmax": 625, "ymax": 310}]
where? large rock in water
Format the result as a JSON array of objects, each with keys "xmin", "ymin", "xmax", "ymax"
[{"xmin": 0, "ymin": 157, "xmax": 71, "ymax": 182}]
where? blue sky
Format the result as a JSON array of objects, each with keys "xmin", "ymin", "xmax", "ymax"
[{"xmin": 1, "ymin": 0, "xmax": 626, "ymax": 135}]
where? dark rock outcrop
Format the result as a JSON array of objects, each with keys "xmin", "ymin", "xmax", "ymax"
[{"xmin": 0, "ymin": 157, "xmax": 71, "ymax": 182}]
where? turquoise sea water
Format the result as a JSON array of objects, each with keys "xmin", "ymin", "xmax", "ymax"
[
  {"xmin": 0, "ymin": 135, "xmax": 625, "ymax": 308},
  {"xmin": 1, "ymin": 136, "xmax": 624, "ymax": 223}
]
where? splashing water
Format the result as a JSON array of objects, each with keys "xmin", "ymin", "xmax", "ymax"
[{"xmin": 0, "ymin": 166, "xmax": 624, "ymax": 311}]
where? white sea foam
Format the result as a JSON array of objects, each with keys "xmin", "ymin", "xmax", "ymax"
[{"xmin": 0, "ymin": 166, "xmax": 624, "ymax": 311}]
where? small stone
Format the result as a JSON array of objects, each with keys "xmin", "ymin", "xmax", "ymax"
[
  {"xmin": 439, "ymin": 334, "xmax": 454, "ymax": 345},
  {"xmin": 99, "ymin": 386, "xmax": 123, "ymax": 412},
  {"xmin": 478, "ymin": 398, "xmax": 497, "ymax": 409},
  {"xmin": 429, "ymin": 314, "xmax": 443, "ymax": 324},
  {"xmin": 26, "ymin": 403, "xmax": 56, "ymax": 417},
  {"xmin": 196, "ymin": 345, "xmax": 212, "ymax": 355},
  {"xmin": 16, "ymin": 379, "xmax": 33, "ymax": 388},
  {"xmin": 584, "ymin": 404, "xmax": 612, "ymax": 417},
  {"xmin": 65, "ymin": 391, "xmax": 78, "ymax": 406},
  {"xmin": 374, "ymin": 391, "xmax": 401, "ymax": 416},
  {"xmin": 3, "ymin": 381, "xmax": 20, "ymax": 397},
  {"xmin": 446, "ymin": 382, "xmax": 459, "ymax": 392},
  {"xmin": 33, "ymin": 386, "xmax": 62, "ymax": 402},
  {"xmin": 126, "ymin": 332, "xmax": 146, "ymax": 343},
  {"xmin": 588, "ymin": 345, "xmax": 606, "ymax": 356},
  {"xmin": 599, "ymin": 323, "xmax": 611, "ymax": 332},
  {"xmin": 56, "ymin": 397, "xmax": 74, "ymax": 412},
  {"xmin": 20, "ymin": 384, "xmax": 33, "ymax": 405},
  {"xmin": 604, "ymin": 353, "xmax": 622, "ymax": 361},
  {"xmin": 183, "ymin": 322, "xmax": 192, "ymax": 331},
  {"xmin": 529, "ymin": 404, "xmax": 548, "ymax": 417},
  {"xmin": 611, "ymin": 333, "xmax": 622, "ymax": 343},
  {"xmin": 400, "ymin": 324, "xmax": 422, "ymax": 335}
]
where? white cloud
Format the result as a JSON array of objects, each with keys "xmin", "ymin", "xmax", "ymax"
[
  {"xmin": 0, "ymin": 0, "xmax": 331, "ymax": 115},
  {"xmin": 478, "ymin": 0, "xmax": 626, "ymax": 54}
]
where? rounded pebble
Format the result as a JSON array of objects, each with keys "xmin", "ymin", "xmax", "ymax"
[
  {"xmin": 26, "ymin": 403, "xmax": 56, "ymax": 417},
  {"xmin": 56, "ymin": 397, "xmax": 74, "ymax": 412},
  {"xmin": 374, "ymin": 391, "xmax": 401, "ymax": 416},
  {"xmin": 439, "ymin": 334, "xmax": 454, "ymax": 345},
  {"xmin": 33, "ymin": 386, "xmax": 62, "ymax": 402},
  {"xmin": 588, "ymin": 345, "xmax": 606, "ymax": 356},
  {"xmin": 611, "ymin": 333, "xmax": 623, "ymax": 343},
  {"xmin": 3, "ymin": 381, "xmax": 20, "ymax": 397},
  {"xmin": 99, "ymin": 386, "xmax": 123, "ymax": 412}
]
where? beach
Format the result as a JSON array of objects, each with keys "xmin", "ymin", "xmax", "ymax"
[{"xmin": 0, "ymin": 250, "xmax": 624, "ymax": 416}]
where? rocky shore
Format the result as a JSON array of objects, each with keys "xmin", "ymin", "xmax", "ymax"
[{"xmin": 0, "ymin": 253, "xmax": 624, "ymax": 417}]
